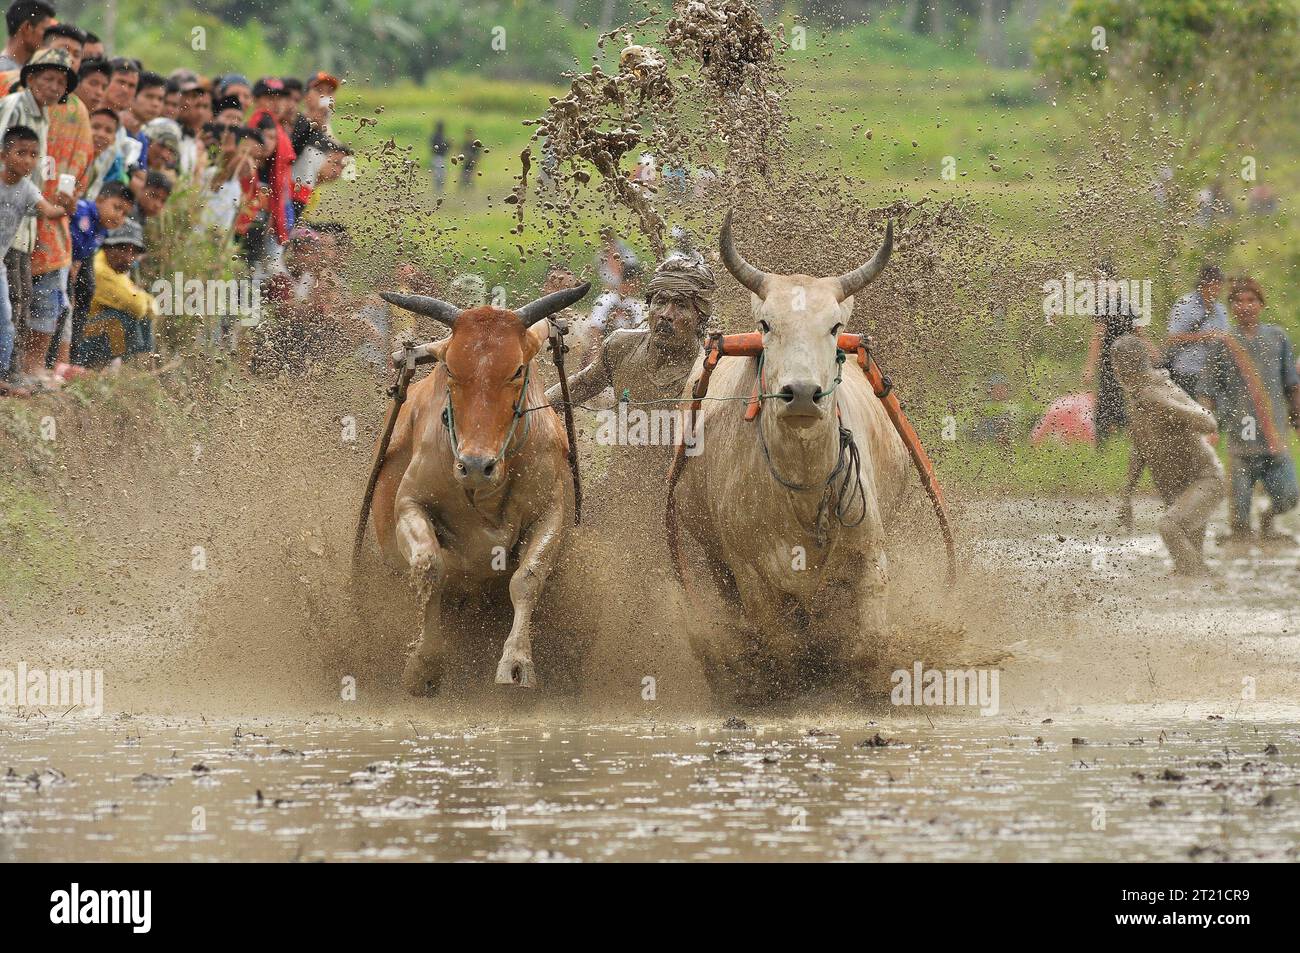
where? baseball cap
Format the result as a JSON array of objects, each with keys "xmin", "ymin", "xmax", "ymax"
[
  {"xmin": 103, "ymin": 220, "xmax": 146, "ymax": 250},
  {"xmin": 306, "ymin": 70, "xmax": 341, "ymax": 92}
]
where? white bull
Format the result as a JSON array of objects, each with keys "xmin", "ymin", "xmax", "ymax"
[{"xmin": 674, "ymin": 213, "xmax": 911, "ymax": 706}]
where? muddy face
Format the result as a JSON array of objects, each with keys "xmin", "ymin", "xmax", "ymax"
[
  {"xmin": 648, "ymin": 298, "xmax": 701, "ymax": 357},
  {"xmin": 442, "ymin": 309, "xmax": 543, "ymax": 490}
]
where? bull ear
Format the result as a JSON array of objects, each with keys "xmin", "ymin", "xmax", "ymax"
[
  {"xmin": 380, "ymin": 292, "xmax": 461, "ymax": 328},
  {"xmin": 515, "ymin": 282, "xmax": 592, "ymax": 327},
  {"xmin": 523, "ymin": 320, "xmax": 549, "ymax": 361}
]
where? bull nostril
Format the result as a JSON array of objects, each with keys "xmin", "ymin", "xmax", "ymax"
[
  {"xmin": 779, "ymin": 385, "xmax": 795, "ymax": 403},
  {"xmin": 483, "ymin": 461, "xmax": 495, "ymax": 477}
]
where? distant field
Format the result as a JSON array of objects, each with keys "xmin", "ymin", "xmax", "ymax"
[
  {"xmin": 324, "ymin": 23, "xmax": 1296, "ymax": 309},
  {"xmin": 309, "ymin": 24, "xmax": 1300, "ymax": 488}
]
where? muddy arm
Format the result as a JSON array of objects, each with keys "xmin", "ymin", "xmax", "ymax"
[{"xmin": 544, "ymin": 329, "xmax": 640, "ymax": 405}]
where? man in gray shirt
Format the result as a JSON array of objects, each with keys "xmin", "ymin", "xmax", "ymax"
[
  {"xmin": 1199, "ymin": 276, "xmax": 1300, "ymax": 544},
  {"xmin": 0, "ymin": 1, "xmax": 56, "ymax": 73},
  {"xmin": 1166, "ymin": 264, "xmax": 1230, "ymax": 397}
]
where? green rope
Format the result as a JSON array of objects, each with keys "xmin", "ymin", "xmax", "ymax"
[
  {"xmin": 528, "ymin": 349, "xmax": 849, "ymax": 414},
  {"xmin": 443, "ymin": 364, "xmax": 532, "ymax": 464}
]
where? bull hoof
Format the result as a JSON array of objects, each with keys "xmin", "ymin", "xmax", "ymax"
[
  {"xmin": 401, "ymin": 652, "xmax": 444, "ymax": 697},
  {"xmin": 495, "ymin": 655, "xmax": 536, "ymax": 688}
]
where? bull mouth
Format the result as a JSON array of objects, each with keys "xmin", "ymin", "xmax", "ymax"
[{"xmin": 775, "ymin": 401, "xmax": 826, "ymax": 427}]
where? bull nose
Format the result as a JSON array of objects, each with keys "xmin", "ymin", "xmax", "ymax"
[
  {"xmin": 455, "ymin": 454, "xmax": 498, "ymax": 483},
  {"xmin": 779, "ymin": 380, "xmax": 824, "ymax": 417}
]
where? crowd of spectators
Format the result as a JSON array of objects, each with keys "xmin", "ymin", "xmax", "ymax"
[{"xmin": 0, "ymin": 0, "xmax": 354, "ymax": 396}]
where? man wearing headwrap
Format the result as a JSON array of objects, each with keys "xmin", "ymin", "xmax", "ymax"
[
  {"xmin": 543, "ymin": 253, "xmax": 716, "ymax": 522},
  {"xmin": 546, "ymin": 252, "xmax": 716, "ymax": 410},
  {"xmin": 1112, "ymin": 334, "xmax": 1225, "ymax": 575}
]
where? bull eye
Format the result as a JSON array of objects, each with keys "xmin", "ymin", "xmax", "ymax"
[
  {"xmin": 830, "ymin": 322, "xmax": 843, "ymax": 336},
  {"xmin": 758, "ymin": 319, "xmax": 771, "ymax": 334},
  {"xmin": 511, "ymin": 365, "xmax": 524, "ymax": 380}
]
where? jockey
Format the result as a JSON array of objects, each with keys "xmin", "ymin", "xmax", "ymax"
[{"xmin": 546, "ymin": 251, "xmax": 716, "ymax": 408}]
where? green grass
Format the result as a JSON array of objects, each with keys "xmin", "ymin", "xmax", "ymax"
[
  {"xmin": 937, "ymin": 439, "xmax": 1133, "ymax": 496},
  {"xmin": 0, "ymin": 478, "xmax": 82, "ymax": 599}
]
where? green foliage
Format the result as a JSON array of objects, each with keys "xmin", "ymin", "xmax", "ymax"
[
  {"xmin": 61, "ymin": 0, "xmax": 593, "ymax": 83},
  {"xmin": 1036, "ymin": 0, "xmax": 1300, "ymax": 150},
  {"xmin": 58, "ymin": 0, "xmax": 299, "ymax": 77},
  {"xmin": 139, "ymin": 179, "xmax": 243, "ymax": 353}
]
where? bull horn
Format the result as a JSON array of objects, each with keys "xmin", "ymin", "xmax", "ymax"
[
  {"xmin": 515, "ymin": 282, "xmax": 592, "ymax": 327},
  {"xmin": 719, "ymin": 210, "xmax": 770, "ymax": 298},
  {"xmin": 380, "ymin": 292, "xmax": 461, "ymax": 328},
  {"xmin": 835, "ymin": 220, "xmax": 893, "ymax": 301}
]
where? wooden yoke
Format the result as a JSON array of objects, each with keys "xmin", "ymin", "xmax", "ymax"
[{"xmin": 847, "ymin": 338, "xmax": 957, "ymax": 584}]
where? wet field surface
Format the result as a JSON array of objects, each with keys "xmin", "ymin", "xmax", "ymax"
[
  {"xmin": 4, "ymin": 499, "xmax": 1299, "ymax": 861},
  {"xmin": 2, "ymin": 715, "xmax": 1298, "ymax": 862}
]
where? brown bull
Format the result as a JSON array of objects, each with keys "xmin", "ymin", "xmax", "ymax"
[{"xmin": 371, "ymin": 283, "xmax": 591, "ymax": 694}]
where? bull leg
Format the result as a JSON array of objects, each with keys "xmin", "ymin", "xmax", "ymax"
[
  {"xmin": 842, "ymin": 548, "xmax": 891, "ymax": 675},
  {"xmin": 495, "ymin": 487, "xmax": 565, "ymax": 688},
  {"xmin": 394, "ymin": 494, "xmax": 446, "ymax": 695},
  {"xmin": 692, "ymin": 562, "xmax": 792, "ymax": 708}
]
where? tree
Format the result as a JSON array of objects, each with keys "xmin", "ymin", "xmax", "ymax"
[{"xmin": 1036, "ymin": 0, "xmax": 1300, "ymax": 158}]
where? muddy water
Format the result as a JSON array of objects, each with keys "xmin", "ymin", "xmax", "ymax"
[
  {"xmin": 4, "ymin": 499, "xmax": 1299, "ymax": 862},
  {"xmin": 3, "ymin": 715, "xmax": 1297, "ymax": 862}
]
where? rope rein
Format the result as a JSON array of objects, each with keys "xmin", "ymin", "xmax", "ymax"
[{"xmin": 753, "ymin": 350, "xmax": 866, "ymax": 546}]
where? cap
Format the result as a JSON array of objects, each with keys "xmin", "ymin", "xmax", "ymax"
[
  {"xmin": 19, "ymin": 47, "xmax": 79, "ymax": 101},
  {"xmin": 306, "ymin": 70, "xmax": 341, "ymax": 92},
  {"xmin": 102, "ymin": 220, "xmax": 146, "ymax": 250},
  {"xmin": 252, "ymin": 77, "xmax": 288, "ymax": 98}
]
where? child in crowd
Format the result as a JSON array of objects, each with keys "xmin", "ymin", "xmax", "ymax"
[
  {"xmin": 0, "ymin": 124, "xmax": 71, "ymax": 394},
  {"xmin": 84, "ymin": 107, "xmax": 126, "ymax": 199},
  {"xmin": 68, "ymin": 180, "xmax": 134, "ymax": 364},
  {"xmin": 79, "ymin": 219, "xmax": 156, "ymax": 369}
]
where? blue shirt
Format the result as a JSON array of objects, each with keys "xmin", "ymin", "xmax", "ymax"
[
  {"xmin": 70, "ymin": 199, "xmax": 104, "ymax": 262},
  {"xmin": 1200, "ymin": 324, "xmax": 1300, "ymax": 457},
  {"xmin": 1167, "ymin": 291, "xmax": 1229, "ymax": 376}
]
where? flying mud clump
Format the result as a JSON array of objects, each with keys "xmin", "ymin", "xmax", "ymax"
[
  {"xmin": 661, "ymin": 0, "xmax": 788, "ymax": 175},
  {"xmin": 513, "ymin": 0, "xmax": 789, "ymax": 256}
]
